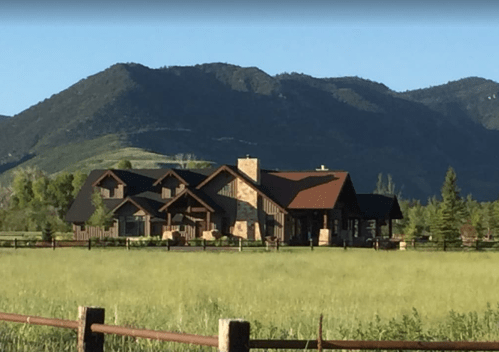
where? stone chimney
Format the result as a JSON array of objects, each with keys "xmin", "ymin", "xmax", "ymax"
[
  {"xmin": 234, "ymin": 155, "xmax": 261, "ymax": 241},
  {"xmin": 237, "ymin": 155, "xmax": 260, "ymax": 185}
]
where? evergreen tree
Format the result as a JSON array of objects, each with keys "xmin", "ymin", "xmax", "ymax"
[
  {"xmin": 404, "ymin": 201, "xmax": 424, "ymax": 239},
  {"xmin": 434, "ymin": 166, "xmax": 463, "ymax": 241},
  {"xmin": 424, "ymin": 196, "xmax": 440, "ymax": 237}
]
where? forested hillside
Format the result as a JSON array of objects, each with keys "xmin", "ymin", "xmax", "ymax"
[{"xmin": 1, "ymin": 63, "xmax": 499, "ymax": 201}]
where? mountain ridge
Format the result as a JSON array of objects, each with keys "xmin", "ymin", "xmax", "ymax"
[{"xmin": 1, "ymin": 62, "xmax": 499, "ymax": 201}]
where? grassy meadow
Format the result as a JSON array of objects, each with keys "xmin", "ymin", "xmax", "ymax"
[{"xmin": 1, "ymin": 248, "xmax": 499, "ymax": 351}]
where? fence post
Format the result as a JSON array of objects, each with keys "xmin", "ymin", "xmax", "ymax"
[
  {"xmin": 203, "ymin": 239, "xmax": 206, "ymax": 251},
  {"xmin": 52, "ymin": 238, "xmax": 56, "ymax": 250},
  {"xmin": 276, "ymin": 238, "xmax": 280, "ymax": 252},
  {"xmin": 14, "ymin": 238, "xmax": 17, "ymax": 250},
  {"xmin": 443, "ymin": 239, "xmax": 446, "ymax": 252},
  {"xmin": 343, "ymin": 239, "xmax": 347, "ymax": 250},
  {"xmin": 219, "ymin": 319, "xmax": 250, "ymax": 352},
  {"xmin": 239, "ymin": 238, "xmax": 242, "ymax": 252},
  {"xmin": 167, "ymin": 239, "xmax": 171, "ymax": 251},
  {"xmin": 88, "ymin": 239, "xmax": 91, "ymax": 251},
  {"xmin": 78, "ymin": 306, "xmax": 105, "ymax": 352},
  {"xmin": 476, "ymin": 239, "xmax": 480, "ymax": 251},
  {"xmin": 126, "ymin": 238, "xmax": 130, "ymax": 251},
  {"xmin": 310, "ymin": 238, "xmax": 314, "ymax": 251}
]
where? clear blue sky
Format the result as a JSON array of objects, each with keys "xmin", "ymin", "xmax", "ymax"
[{"xmin": 1, "ymin": 0, "xmax": 499, "ymax": 116}]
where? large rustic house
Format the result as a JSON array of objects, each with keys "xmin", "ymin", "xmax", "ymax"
[{"xmin": 65, "ymin": 156, "xmax": 402, "ymax": 245}]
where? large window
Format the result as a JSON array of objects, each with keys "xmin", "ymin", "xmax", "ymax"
[{"xmin": 119, "ymin": 216, "xmax": 145, "ymax": 237}]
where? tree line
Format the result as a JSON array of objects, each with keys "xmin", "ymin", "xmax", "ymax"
[
  {"xmin": 0, "ymin": 167, "xmax": 87, "ymax": 232},
  {"xmin": 1, "ymin": 160, "xmax": 498, "ymax": 241},
  {"xmin": 379, "ymin": 167, "xmax": 499, "ymax": 242}
]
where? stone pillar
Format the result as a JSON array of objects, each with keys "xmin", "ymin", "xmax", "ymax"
[{"xmin": 319, "ymin": 229, "xmax": 332, "ymax": 246}]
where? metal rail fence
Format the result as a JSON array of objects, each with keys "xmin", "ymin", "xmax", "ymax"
[{"xmin": 2, "ymin": 307, "xmax": 499, "ymax": 352}]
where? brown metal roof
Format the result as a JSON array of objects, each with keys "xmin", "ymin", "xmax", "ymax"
[{"xmin": 260, "ymin": 171, "xmax": 349, "ymax": 209}]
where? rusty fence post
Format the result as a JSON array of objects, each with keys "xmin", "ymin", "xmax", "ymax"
[
  {"xmin": 219, "ymin": 319, "xmax": 250, "ymax": 352},
  {"xmin": 78, "ymin": 306, "xmax": 105, "ymax": 352}
]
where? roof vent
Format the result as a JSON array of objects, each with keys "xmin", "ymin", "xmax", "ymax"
[{"xmin": 316, "ymin": 165, "xmax": 329, "ymax": 171}]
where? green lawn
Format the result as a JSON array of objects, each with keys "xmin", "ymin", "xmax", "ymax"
[{"xmin": 0, "ymin": 248, "xmax": 498, "ymax": 351}]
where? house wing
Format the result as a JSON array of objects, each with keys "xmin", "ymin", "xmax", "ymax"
[
  {"xmin": 261, "ymin": 171, "xmax": 350, "ymax": 209},
  {"xmin": 66, "ymin": 170, "xmax": 115, "ymax": 223},
  {"xmin": 196, "ymin": 165, "xmax": 288, "ymax": 214}
]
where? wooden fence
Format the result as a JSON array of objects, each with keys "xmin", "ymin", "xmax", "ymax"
[
  {"xmin": 0, "ymin": 238, "xmax": 281, "ymax": 252},
  {"xmin": 2, "ymin": 306, "xmax": 499, "ymax": 351}
]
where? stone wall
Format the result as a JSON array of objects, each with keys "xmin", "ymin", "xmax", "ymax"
[{"xmin": 234, "ymin": 178, "xmax": 261, "ymax": 240}]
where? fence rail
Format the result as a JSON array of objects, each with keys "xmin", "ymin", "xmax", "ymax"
[{"xmin": 2, "ymin": 307, "xmax": 499, "ymax": 351}]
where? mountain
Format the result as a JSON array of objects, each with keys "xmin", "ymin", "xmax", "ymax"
[
  {"xmin": 1, "ymin": 63, "xmax": 499, "ymax": 201},
  {"xmin": 0, "ymin": 115, "xmax": 9, "ymax": 120}
]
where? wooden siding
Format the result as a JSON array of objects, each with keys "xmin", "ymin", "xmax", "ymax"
[
  {"xmin": 161, "ymin": 177, "xmax": 184, "ymax": 199},
  {"xmin": 201, "ymin": 171, "xmax": 237, "ymax": 224},
  {"xmin": 73, "ymin": 222, "xmax": 119, "ymax": 240},
  {"xmin": 261, "ymin": 197, "xmax": 285, "ymax": 241},
  {"xmin": 98, "ymin": 178, "xmax": 124, "ymax": 198}
]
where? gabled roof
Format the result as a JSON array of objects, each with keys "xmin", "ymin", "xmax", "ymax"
[
  {"xmin": 196, "ymin": 165, "xmax": 288, "ymax": 214},
  {"xmin": 66, "ymin": 169, "xmax": 168, "ymax": 223},
  {"xmin": 153, "ymin": 169, "xmax": 189, "ymax": 186},
  {"xmin": 159, "ymin": 188, "xmax": 222, "ymax": 213},
  {"xmin": 91, "ymin": 170, "xmax": 126, "ymax": 187},
  {"xmin": 112, "ymin": 197, "xmax": 151, "ymax": 215},
  {"xmin": 153, "ymin": 168, "xmax": 217, "ymax": 187},
  {"xmin": 110, "ymin": 193, "xmax": 165, "ymax": 219},
  {"xmin": 356, "ymin": 194, "xmax": 403, "ymax": 219},
  {"xmin": 260, "ymin": 170, "xmax": 351, "ymax": 209}
]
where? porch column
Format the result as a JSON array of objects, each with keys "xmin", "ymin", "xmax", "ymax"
[
  {"xmin": 206, "ymin": 211, "xmax": 211, "ymax": 231},
  {"xmin": 167, "ymin": 212, "xmax": 172, "ymax": 231},
  {"xmin": 389, "ymin": 218, "xmax": 393, "ymax": 238},
  {"xmin": 319, "ymin": 210, "xmax": 332, "ymax": 246}
]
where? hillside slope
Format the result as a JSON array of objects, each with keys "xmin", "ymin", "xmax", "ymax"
[{"xmin": 1, "ymin": 63, "xmax": 499, "ymax": 201}]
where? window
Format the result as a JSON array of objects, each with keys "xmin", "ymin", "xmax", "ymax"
[{"xmin": 120, "ymin": 216, "xmax": 145, "ymax": 237}]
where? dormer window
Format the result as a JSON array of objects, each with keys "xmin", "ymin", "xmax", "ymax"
[{"xmin": 92, "ymin": 171, "xmax": 126, "ymax": 199}]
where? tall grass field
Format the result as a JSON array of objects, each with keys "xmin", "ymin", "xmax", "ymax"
[{"xmin": 1, "ymin": 248, "xmax": 499, "ymax": 351}]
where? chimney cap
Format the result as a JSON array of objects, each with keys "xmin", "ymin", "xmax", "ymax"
[
  {"xmin": 245, "ymin": 154, "xmax": 251, "ymax": 158},
  {"xmin": 316, "ymin": 165, "xmax": 329, "ymax": 171}
]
